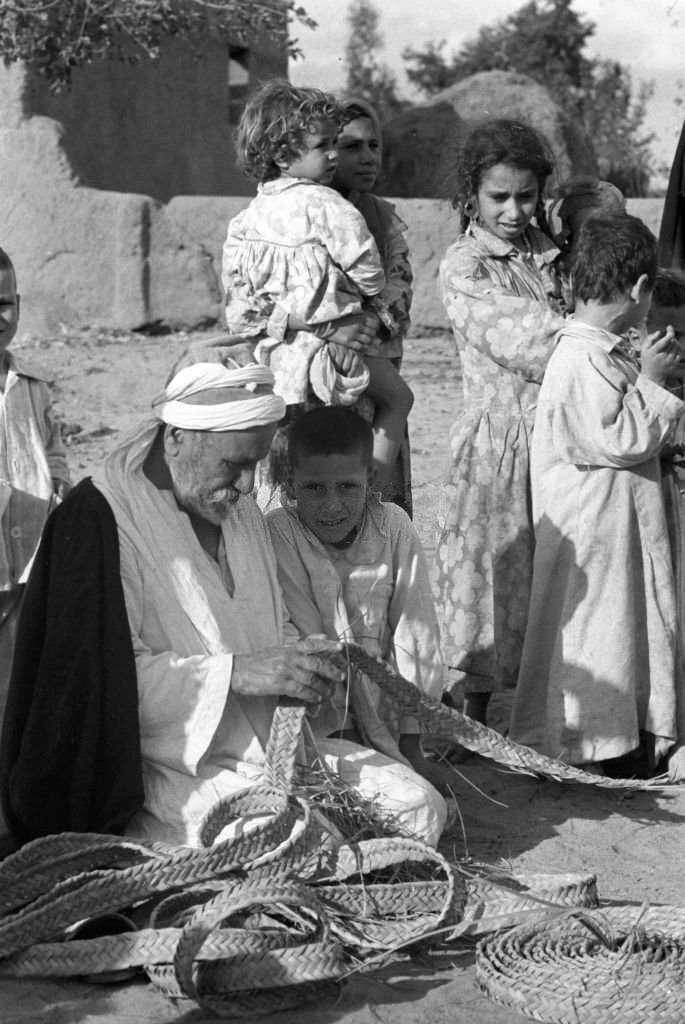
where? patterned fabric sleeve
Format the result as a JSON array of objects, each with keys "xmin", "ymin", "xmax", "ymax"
[
  {"xmin": 367, "ymin": 209, "xmax": 413, "ymax": 342},
  {"xmin": 319, "ymin": 193, "xmax": 386, "ymax": 298},
  {"xmin": 439, "ymin": 247, "xmax": 565, "ymax": 383}
]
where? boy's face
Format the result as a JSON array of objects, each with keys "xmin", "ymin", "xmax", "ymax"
[
  {"xmin": 0, "ymin": 268, "xmax": 19, "ymax": 352},
  {"xmin": 289, "ymin": 450, "xmax": 370, "ymax": 545}
]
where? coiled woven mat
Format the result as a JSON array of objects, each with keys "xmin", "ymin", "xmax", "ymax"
[
  {"xmin": 0, "ymin": 645, "xmax": 674, "ymax": 1017},
  {"xmin": 476, "ymin": 905, "xmax": 685, "ymax": 1023}
]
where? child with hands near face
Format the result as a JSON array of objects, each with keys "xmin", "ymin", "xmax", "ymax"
[
  {"xmin": 222, "ymin": 80, "xmax": 413, "ymax": 497},
  {"xmin": 266, "ymin": 407, "xmax": 454, "ymax": 838},
  {"xmin": 510, "ymin": 214, "xmax": 685, "ymax": 779}
]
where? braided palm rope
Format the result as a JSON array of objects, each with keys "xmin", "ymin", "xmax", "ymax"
[
  {"xmin": 0, "ymin": 643, "xmax": 643, "ymax": 1015},
  {"xmin": 340, "ymin": 644, "xmax": 675, "ymax": 790}
]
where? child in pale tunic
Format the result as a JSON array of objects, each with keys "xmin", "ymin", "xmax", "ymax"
[
  {"xmin": 510, "ymin": 215, "xmax": 685, "ymax": 777},
  {"xmin": 0, "ymin": 248, "xmax": 70, "ymax": 827},
  {"xmin": 266, "ymin": 407, "xmax": 451, "ymax": 835},
  {"xmin": 222, "ymin": 80, "xmax": 413, "ymax": 495}
]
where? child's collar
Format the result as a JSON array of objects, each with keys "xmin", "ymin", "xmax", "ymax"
[{"xmin": 467, "ymin": 222, "xmax": 560, "ymax": 265}]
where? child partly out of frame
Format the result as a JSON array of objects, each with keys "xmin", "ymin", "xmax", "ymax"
[
  {"xmin": 509, "ymin": 214, "xmax": 685, "ymax": 780},
  {"xmin": 266, "ymin": 406, "xmax": 450, "ymax": 846},
  {"xmin": 0, "ymin": 248, "xmax": 71, "ymax": 821},
  {"xmin": 221, "ymin": 79, "xmax": 413, "ymax": 496}
]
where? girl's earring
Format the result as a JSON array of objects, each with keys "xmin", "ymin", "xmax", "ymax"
[{"xmin": 463, "ymin": 198, "xmax": 479, "ymax": 224}]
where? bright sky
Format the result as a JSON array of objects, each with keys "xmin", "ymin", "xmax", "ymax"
[{"xmin": 289, "ymin": 0, "xmax": 685, "ymax": 184}]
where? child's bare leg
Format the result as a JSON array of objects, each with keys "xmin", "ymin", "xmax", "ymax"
[{"xmin": 364, "ymin": 356, "xmax": 413, "ymax": 492}]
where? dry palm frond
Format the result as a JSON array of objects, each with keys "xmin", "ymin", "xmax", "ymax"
[{"xmin": 292, "ymin": 759, "xmax": 401, "ymax": 845}]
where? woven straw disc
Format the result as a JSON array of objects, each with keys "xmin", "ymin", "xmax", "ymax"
[{"xmin": 476, "ymin": 905, "xmax": 685, "ymax": 1023}]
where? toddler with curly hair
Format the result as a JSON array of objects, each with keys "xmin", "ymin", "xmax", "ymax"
[{"xmin": 221, "ymin": 79, "xmax": 413, "ymax": 499}]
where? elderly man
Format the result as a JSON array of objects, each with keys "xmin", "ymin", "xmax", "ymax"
[{"xmin": 1, "ymin": 361, "xmax": 446, "ymax": 849}]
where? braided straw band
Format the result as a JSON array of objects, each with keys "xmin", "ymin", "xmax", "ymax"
[{"xmin": 339, "ymin": 644, "xmax": 677, "ymax": 791}]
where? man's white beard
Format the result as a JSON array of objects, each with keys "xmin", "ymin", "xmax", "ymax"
[{"xmin": 166, "ymin": 460, "xmax": 236, "ymax": 525}]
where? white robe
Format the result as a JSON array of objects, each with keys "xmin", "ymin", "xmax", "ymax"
[
  {"xmin": 98, "ymin": 423, "xmax": 446, "ymax": 847},
  {"xmin": 510, "ymin": 321, "xmax": 685, "ymax": 764},
  {"xmin": 98, "ymin": 421, "xmax": 294, "ymax": 845}
]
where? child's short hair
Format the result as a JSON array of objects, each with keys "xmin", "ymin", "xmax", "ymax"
[
  {"xmin": 572, "ymin": 214, "xmax": 658, "ymax": 304},
  {"xmin": 288, "ymin": 407, "xmax": 373, "ymax": 468},
  {"xmin": 0, "ymin": 247, "xmax": 16, "ymax": 285},
  {"xmin": 235, "ymin": 79, "xmax": 344, "ymax": 183}
]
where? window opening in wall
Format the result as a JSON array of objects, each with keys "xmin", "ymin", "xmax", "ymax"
[{"xmin": 228, "ymin": 47, "xmax": 249, "ymax": 126}]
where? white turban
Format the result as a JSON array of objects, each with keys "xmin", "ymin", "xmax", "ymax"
[{"xmin": 152, "ymin": 362, "xmax": 286, "ymax": 431}]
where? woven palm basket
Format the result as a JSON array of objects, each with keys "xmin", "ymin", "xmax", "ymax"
[{"xmin": 476, "ymin": 905, "xmax": 685, "ymax": 1023}]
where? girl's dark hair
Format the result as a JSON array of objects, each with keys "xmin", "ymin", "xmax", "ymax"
[
  {"xmin": 572, "ymin": 214, "xmax": 657, "ymax": 304},
  {"xmin": 288, "ymin": 407, "xmax": 373, "ymax": 468},
  {"xmin": 235, "ymin": 78, "xmax": 344, "ymax": 183},
  {"xmin": 445, "ymin": 118, "xmax": 555, "ymax": 232}
]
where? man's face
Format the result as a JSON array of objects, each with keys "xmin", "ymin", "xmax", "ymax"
[
  {"xmin": 289, "ymin": 450, "xmax": 370, "ymax": 546},
  {"xmin": 166, "ymin": 424, "xmax": 275, "ymax": 524}
]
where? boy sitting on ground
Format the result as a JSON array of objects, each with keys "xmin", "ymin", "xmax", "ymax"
[{"xmin": 266, "ymin": 406, "xmax": 452, "ymax": 797}]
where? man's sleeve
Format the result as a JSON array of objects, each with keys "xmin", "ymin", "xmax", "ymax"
[{"xmin": 118, "ymin": 530, "xmax": 234, "ymax": 776}]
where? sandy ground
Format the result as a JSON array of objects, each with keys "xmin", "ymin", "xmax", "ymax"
[{"xmin": 3, "ymin": 327, "xmax": 685, "ymax": 1023}]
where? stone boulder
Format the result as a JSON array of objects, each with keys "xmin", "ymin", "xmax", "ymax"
[{"xmin": 379, "ymin": 70, "xmax": 598, "ymax": 198}]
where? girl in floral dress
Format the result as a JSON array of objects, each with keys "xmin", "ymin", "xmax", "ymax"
[{"xmin": 435, "ymin": 119, "xmax": 565, "ymax": 725}]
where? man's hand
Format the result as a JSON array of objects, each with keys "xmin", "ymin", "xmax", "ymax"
[{"xmin": 233, "ymin": 638, "xmax": 347, "ymax": 705}]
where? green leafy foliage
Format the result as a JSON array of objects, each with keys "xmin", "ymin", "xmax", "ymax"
[
  {"xmin": 0, "ymin": 0, "xmax": 315, "ymax": 90},
  {"xmin": 402, "ymin": 0, "xmax": 655, "ymax": 195},
  {"xmin": 343, "ymin": 0, "xmax": 406, "ymax": 120}
]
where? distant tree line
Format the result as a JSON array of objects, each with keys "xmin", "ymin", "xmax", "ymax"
[
  {"xmin": 0, "ymin": 0, "xmax": 658, "ymax": 195},
  {"xmin": 345, "ymin": 0, "xmax": 655, "ymax": 196}
]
